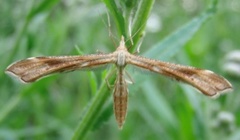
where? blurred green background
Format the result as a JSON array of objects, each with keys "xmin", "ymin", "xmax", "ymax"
[{"xmin": 0, "ymin": 0, "xmax": 240, "ymax": 140}]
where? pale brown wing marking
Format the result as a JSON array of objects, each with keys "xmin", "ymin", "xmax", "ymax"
[
  {"xmin": 113, "ymin": 68, "xmax": 128, "ymax": 129},
  {"xmin": 127, "ymin": 55, "xmax": 232, "ymax": 97},
  {"xmin": 6, "ymin": 54, "xmax": 115, "ymax": 83},
  {"xmin": 161, "ymin": 66, "xmax": 232, "ymax": 96}
]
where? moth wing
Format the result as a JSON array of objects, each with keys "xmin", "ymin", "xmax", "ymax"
[
  {"xmin": 6, "ymin": 54, "xmax": 115, "ymax": 83},
  {"xmin": 128, "ymin": 55, "xmax": 232, "ymax": 97}
]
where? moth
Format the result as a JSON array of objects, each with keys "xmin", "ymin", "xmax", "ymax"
[{"xmin": 6, "ymin": 36, "xmax": 232, "ymax": 129}]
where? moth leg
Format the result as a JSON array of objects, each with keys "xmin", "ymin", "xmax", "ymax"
[
  {"xmin": 124, "ymin": 70, "xmax": 134, "ymax": 84},
  {"xmin": 96, "ymin": 50, "xmax": 106, "ymax": 54},
  {"xmin": 128, "ymin": 32, "xmax": 145, "ymax": 54},
  {"xmin": 105, "ymin": 68, "xmax": 116, "ymax": 89},
  {"xmin": 133, "ymin": 33, "xmax": 144, "ymax": 54},
  {"xmin": 128, "ymin": 15, "xmax": 134, "ymax": 46}
]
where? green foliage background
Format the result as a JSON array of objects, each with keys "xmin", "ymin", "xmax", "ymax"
[{"xmin": 0, "ymin": 0, "xmax": 239, "ymax": 140}]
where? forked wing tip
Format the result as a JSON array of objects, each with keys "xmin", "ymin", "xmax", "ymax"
[
  {"xmin": 5, "ymin": 70, "xmax": 28, "ymax": 84},
  {"xmin": 211, "ymin": 87, "xmax": 233, "ymax": 99}
]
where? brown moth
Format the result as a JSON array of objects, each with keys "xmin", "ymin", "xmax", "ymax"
[{"xmin": 6, "ymin": 36, "xmax": 232, "ymax": 129}]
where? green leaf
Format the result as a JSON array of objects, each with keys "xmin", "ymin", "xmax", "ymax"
[{"xmin": 144, "ymin": 8, "xmax": 216, "ymax": 60}]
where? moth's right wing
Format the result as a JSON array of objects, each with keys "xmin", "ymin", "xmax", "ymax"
[
  {"xmin": 127, "ymin": 54, "xmax": 232, "ymax": 98},
  {"xmin": 6, "ymin": 54, "xmax": 116, "ymax": 83}
]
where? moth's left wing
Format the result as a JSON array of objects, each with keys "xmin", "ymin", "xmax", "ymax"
[{"xmin": 6, "ymin": 54, "xmax": 115, "ymax": 83}]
